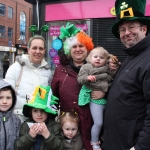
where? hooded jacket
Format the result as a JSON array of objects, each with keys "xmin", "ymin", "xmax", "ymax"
[
  {"xmin": 77, "ymin": 63, "xmax": 114, "ymax": 92},
  {"xmin": 102, "ymin": 34, "xmax": 150, "ymax": 150},
  {"xmin": 5, "ymin": 54, "xmax": 51, "ymax": 116},
  {"xmin": 61, "ymin": 131, "xmax": 84, "ymax": 150},
  {"xmin": 0, "ymin": 80, "xmax": 21, "ymax": 150},
  {"xmin": 15, "ymin": 118, "xmax": 63, "ymax": 150}
]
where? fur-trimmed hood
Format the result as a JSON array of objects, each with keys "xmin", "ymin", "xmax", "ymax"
[{"xmin": 15, "ymin": 54, "xmax": 50, "ymax": 69}]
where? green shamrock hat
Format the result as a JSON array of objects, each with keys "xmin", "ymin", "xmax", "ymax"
[
  {"xmin": 59, "ymin": 22, "xmax": 81, "ymax": 40},
  {"xmin": 23, "ymin": 85, "xmax": 59, "ymax": 117},
  {"xmin": 111, "ymin": 0, "xmax": 150, "ymax": 38}
]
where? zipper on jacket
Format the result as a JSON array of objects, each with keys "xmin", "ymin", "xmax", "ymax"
[
  {"xmin": 61, "ymin": 74, "xmax": 68, "ymax": 88},
  {"xmin": 3, "ymin": 116, "xmax": 6, "ymax": 150}
]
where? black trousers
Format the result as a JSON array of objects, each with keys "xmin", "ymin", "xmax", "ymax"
[{"xmin": 3, "ymin": 65, "xmax": 9, "ymax": 78}]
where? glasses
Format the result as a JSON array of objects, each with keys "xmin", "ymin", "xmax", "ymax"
[{"xmin": 118, "ymin": 25, "xmax": 142, "ymax": 35}]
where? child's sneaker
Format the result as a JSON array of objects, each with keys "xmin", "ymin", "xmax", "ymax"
[{"xmin": 91, "ymin": 141, "xmax": 102, "ymax": 150}]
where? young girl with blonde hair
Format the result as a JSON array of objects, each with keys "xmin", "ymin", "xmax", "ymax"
[
  {"xmin": 78, "ymin": 46, "xmax": 117, "ymax": 150},
  {"xmin": 59, "ymin": 110, "xmax": 85, "ymax": 150}
]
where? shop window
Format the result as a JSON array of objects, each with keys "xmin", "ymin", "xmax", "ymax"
[
  {"xmin": 47, "ymin": 20, "xmax": 88, "ymax": 73},
  {"xmin": 0, "ymin": 3, "xmax": 5, "ymax": 16},
  {"xmin": 8, "ymin": 27, "xmax": 13, "ymax": 39},
  {"xmin": 8, "ymin": 6, "xmax": 13, "ymax": 18},
  {"xmin": 20, "ymin": 11, "xmax": 26, "ymax": 40},
  {"xmin": 0, "ymin": 25, "xmax": 5, "ymax": 37},
  {"xmin": 92, "ymin": 18, "xmax": 127, "ymax": 63}
]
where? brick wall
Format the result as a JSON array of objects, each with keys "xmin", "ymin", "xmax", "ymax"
[{"xmin": 0, "ymin": 0, "xmax": 32, "ymax": 46}]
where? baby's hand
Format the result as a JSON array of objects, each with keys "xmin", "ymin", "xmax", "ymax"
[
  {"xmin": 39, "ymin": 122, "xmax": 50, "ymax": 139},
  {"xmin": 109, "ymin": 54, "xmax": 121, "ymax": 70},
  {"xmin": 87, "ymin": 75, "xmax": 96, "ymax": 82},
  {"xmin": 29, "ymin": 123, "xmax": 40, "ymax": 138}
]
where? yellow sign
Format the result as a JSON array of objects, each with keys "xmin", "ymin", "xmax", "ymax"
[{"xmin": 110, "ymin": 7, "xmax": 116, "ymax": 16}]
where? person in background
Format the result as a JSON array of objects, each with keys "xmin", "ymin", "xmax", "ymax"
[
  {"xmin": 1, "ymin": 51, "xmax": 10, "ymax": 78},
  {"xmin": 0, "ymin": 80, "xmax": 21, "ymax": 150},
  {"xmin": 51, "ymin": 22, "xmax": 97, "ymax": 150},
  {"xmin": 59, "ymin": 110, "xmax": 85, "ymax": 150},
  {"xmin": 15, "ymin": 85, "xmax": 63, "ymax": 150},
  {"xmin": 77, "ymin": 46, "xmax": 117, "ymax": 150},
  {"xmin": 101, "ymin": 0, "xmax": 150, "ymax": 150},
  {"xmin": 5, "ymin": 35, "xmax": 51, "ymax": 122}
]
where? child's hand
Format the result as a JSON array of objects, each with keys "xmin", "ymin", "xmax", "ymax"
[
  {"xmin": 29, "ymin": 123, "xmax": 40, "ymax": 138},
  {"xmin": 109, "ymin": 58, "xmax": 118, "ymax": 70},
  {"xmin": 87, "ymin": 75, "xmax": 96, "ymax": 82},
  {"xmin": 109, "ymin": 55, "xmax": 121, "ymax": 70},
  {"xmin": 38, "ymin": 122, "xmax": 50, "ymax": 139}
]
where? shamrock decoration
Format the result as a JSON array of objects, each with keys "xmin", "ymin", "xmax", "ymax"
[
  {"xmin": 41, "ymin": 25, "xmax": 49, "ymax": 35},
  {"xmin": 120, "ymin": 2, "xmax": 128, "ymax": 10},
  {"xmin": 29, "ymin": 25, "xmax": 38, "ymax": 36},
  {"xmin": 29, "ymin": 24, "xmax": 49, "ymax": 36}
]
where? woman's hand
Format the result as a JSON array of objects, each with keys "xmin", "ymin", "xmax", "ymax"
[
  {"xmin": 87, "ymin": 75, "xmax": 96, "ymax": 82},
  {"xmin": 91, "ymin": 91, "xmax": 105, "ymax": 100},
  {"xmin": 39, "ymin": 122, "xmax": 50, "ymax": 139},
  {"xmin": 109, "ymin": 55, "xmax": 121, "ymax": 70}
]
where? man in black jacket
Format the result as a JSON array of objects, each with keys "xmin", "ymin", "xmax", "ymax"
[{"xmin": 101, "ymin": 0, "xmax": 150, "ymax": 150}]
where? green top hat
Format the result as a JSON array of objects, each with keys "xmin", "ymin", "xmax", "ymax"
[
  {"xmin": 23, "ymin": 86, "xmax": 59, "ymax": 117},
  {"xmin": 111, "ymin": 0, "xmax": 150, "ymax": 38}
]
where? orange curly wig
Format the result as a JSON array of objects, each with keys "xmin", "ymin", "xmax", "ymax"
[{"xmin": 77, "ymin": 32, "xmax": 94, "ymax": 51}]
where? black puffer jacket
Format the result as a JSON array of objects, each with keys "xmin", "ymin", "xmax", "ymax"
[{"xmin": 102, "ymin": 34, "xmax": 150, "ymax": 150}]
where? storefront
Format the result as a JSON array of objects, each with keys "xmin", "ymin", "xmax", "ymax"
[{"xmin": 25, "ymin": 0, "xmax": 150, "ymax": 73}]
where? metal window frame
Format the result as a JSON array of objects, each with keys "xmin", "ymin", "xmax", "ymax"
[
  {"xmin": 8, "ymin": 27, "xmax": 13, "ymax": 39},
  {"xmin": 0, "ymin": 25, "xmax": 5, "ymax": 37},
  {"xmin": 8, "ymin": 6, "xmax": 13, "ymax": 18},
  {"xmin": 20, "ymin": 12, "xmax": 26, "ymax": 40},
  {"xmin": 0, "ymin": 3, "xmax": 5, "ymax": 16}
]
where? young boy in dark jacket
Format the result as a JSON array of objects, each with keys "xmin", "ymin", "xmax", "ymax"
[
  {"xmin": 15, "ymin": 85, "xmax": 63, "ymax": 150},
  {"xmin": 0, "ymin": 80, "xmax": 21, "ymax": 150}
]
